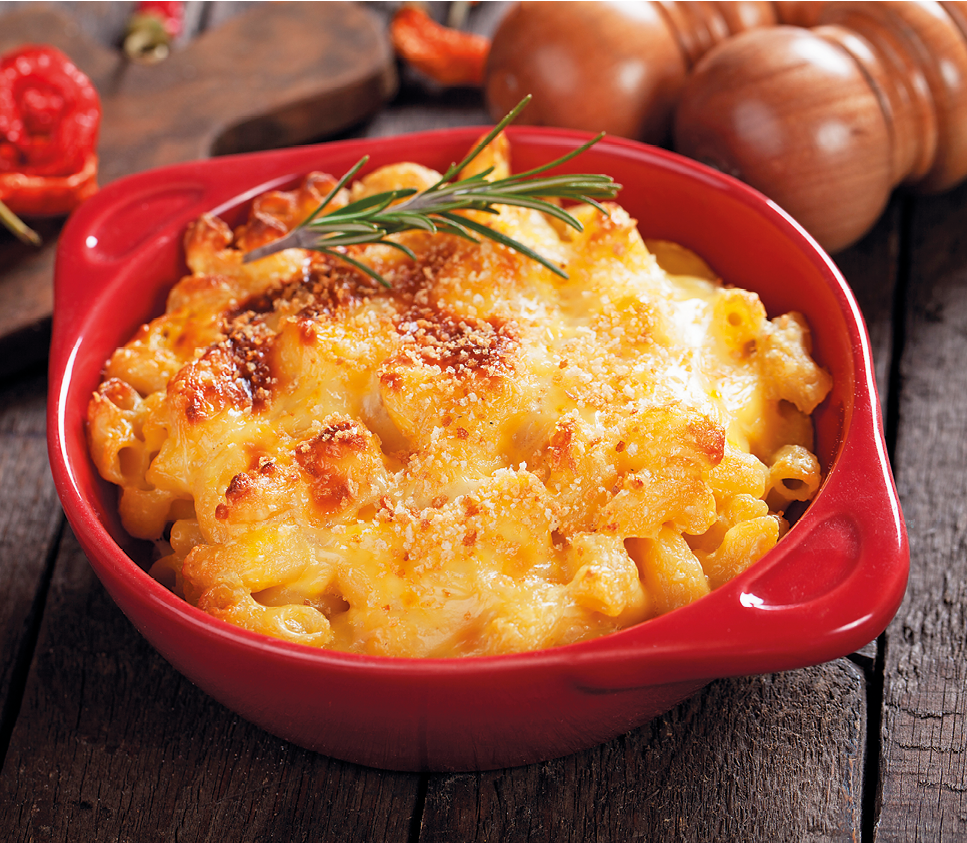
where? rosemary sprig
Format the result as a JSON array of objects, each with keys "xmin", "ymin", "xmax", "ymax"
[{"xmin": 242, "ymin": 97, "xmax": 621, "ymax": 287}]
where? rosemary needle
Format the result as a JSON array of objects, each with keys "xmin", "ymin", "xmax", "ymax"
[{"xmin": 243, "ymin": 97, "xmax": 621, "ymax": 287}]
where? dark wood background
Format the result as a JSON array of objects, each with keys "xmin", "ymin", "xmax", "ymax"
[{"xmin": 0, "ymin": 2, "xmax": 964, "ymax": 840}]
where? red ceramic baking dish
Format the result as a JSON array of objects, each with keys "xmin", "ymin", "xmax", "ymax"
[{"xmin": 48, "ymin": 126, "xmax": 908, "ymax": 772}]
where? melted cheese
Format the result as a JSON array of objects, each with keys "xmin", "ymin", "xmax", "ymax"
[{"xmin": 87, "ymin": 136, "xmax": 832, "ymax": 657}]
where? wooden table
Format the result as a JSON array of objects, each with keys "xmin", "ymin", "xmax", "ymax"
[{"xmin": 0, "ymin": 3, "xmax": 964, "ymax": 840}]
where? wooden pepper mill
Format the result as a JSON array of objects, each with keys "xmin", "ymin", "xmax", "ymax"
[
  {"xmin": 487, "ymin": 1, "xmax": 967, "ymax": 253},
  {"xmin": 675, "ymin": 1, "xmax": 967, "ymax": 251}
]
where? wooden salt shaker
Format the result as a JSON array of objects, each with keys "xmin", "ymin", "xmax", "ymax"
[{"xmin": 674, "ymin": 1, "xmax": 967, "ymax": 251}]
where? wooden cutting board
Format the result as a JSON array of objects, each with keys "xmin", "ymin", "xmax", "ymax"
[{"xmin": 0, "ymin": 2, "xmax": 397, "ymax": 378}]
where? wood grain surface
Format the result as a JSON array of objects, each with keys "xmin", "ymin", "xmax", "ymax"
[
  {"xmin": 0, "ymin": 2, "xmax": 964, "ymax": 841},
  {"xmin": 878, "ymin": 176, "xmax": 967, "ymax": 840}
]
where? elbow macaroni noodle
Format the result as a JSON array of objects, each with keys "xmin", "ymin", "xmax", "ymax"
[{"xmin": 87, "ymin": 135, "xmax": 832, "ymax": 657}]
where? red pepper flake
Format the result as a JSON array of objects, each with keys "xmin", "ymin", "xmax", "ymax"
[
  {"xmin": 390, "ymin": 6, "xmax": 490, "ymax": 87},
  {"xmin": 0, "ymin": 45, "xmax": 101, "ymax": 244}
]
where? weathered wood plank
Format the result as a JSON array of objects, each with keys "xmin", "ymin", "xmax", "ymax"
[
  {"xmin": 877, "ymin": 180, "xmax": 967, "ymax": 840},
  {"xmin": 833, "ymin": 196, "xmax": 902, "ymax": 413},
  {"xmin": 0, "ymin": 370, "xmax": 64, "ymax": 753},
  {"xmin": 418, "ymin": 662, "xmax": 866, "ymax": 843},
  {"xmin": 0, "ymin": 526, "xmax": 422, "ymax": 842}
]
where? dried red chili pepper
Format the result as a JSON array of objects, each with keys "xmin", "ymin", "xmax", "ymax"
[
  {"xmin": 124, "ymin": 1, "xmax": 185, "ymax": 64},
  {"xmin": 0, "ymin": 45, "xmax": 102, "ymax": 244},
  {"xmin": 390, "ymin": 6, "xmax": 490, "ymax": 87}
]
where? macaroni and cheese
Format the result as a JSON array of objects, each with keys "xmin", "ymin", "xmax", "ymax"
[{"xmin": 87, "ymin": 135, "xmax": 832, "ymax": 657}]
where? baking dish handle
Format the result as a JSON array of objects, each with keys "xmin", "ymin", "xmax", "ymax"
[{"xmin": 726, "ymin": 409, "xmax": 907, "ymax": 670}]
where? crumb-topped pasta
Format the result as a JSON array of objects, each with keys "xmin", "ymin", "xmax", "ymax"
[{"xmin": 87, "ymin": 134, "xmax": 832, "ymax": 657}]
